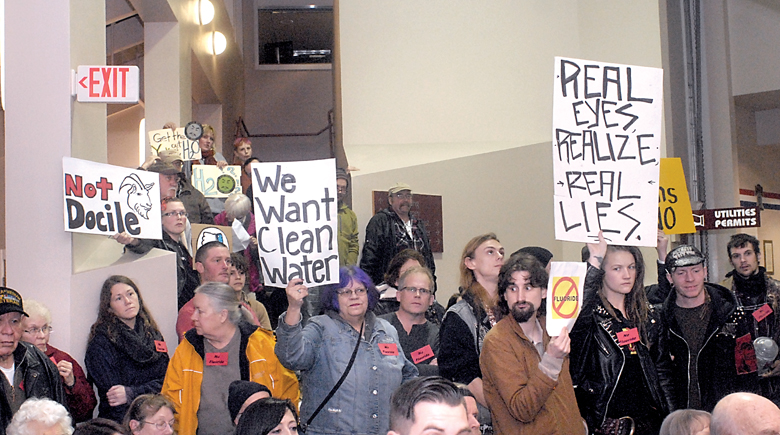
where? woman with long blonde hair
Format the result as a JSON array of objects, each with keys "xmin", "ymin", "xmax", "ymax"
[{"xmin": 439, "ymin": 233, "xmax": 505, "ymax": 432}]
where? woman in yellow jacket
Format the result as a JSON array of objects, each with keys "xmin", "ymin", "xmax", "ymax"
[{"xmin": 161, "ymin": 283, "xmax": 299, "ymax": 435}]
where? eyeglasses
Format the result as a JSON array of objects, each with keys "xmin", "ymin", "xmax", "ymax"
[
  {"xmin": 399, "ymin": 287, "xmax": 432, "ymax": 296},
  {"xmin": 24, "ymin": 326, "xmax": 52, "ymax": 335},
  {"xmin": 143, "ymin": 420, "xmax": 175, "ymax": 431},
  {"xmin": 393, "ymin": 192, "xmax": 412, "ymax": 199},
  {"xmin": 336, "ymin": 287, "xmax": 367, "ymax": 297},
  {"xmin": 162, "ymin": 211, "xmax": 188, "ymax": 218}
]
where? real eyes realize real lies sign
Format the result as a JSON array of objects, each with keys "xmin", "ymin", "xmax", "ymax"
[{"xmin": 552, "ymin": 57, "xmax": 663, "ymax": 246}]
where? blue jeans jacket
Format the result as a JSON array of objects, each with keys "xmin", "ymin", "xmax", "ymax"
[{"xmin": 275, "ymin": 311, "xmax": 418, "ymax": 435}]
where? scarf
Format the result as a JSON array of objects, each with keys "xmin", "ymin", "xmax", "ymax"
[
  {"xmin": 728, "ymin": 266, "xmax": 768, "ymax": 305},
  {"xmin": 96, "ymin": 319, "xmax": 165, "ymax": 365}
]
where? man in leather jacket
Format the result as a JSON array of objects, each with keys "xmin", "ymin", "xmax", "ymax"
[
  {"xmin": 360, "ymin": 183, "xmax": 435, "ymax": 286},
  {"xmin": 720, "ymin": 233, "xmax": 780, "ymax": 405},
  {"xmin": 659, "ymin": 245, "xmax": 738, "ymax": 411},
  {"xmin": 0, "ymin": 287, "xmax": 66, "ymax": 434}
]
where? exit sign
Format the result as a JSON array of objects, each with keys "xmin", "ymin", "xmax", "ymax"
[{"xmin": 75, "ymin": 65, "xmax": 139, "ymax": 103}]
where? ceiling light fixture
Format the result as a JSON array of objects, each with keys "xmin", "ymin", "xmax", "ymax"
[
  {"xmin": 199, "ymin": 0, "xmax": 214, "ymax": 25},
  {"xmin": 209, "ymin": 31, "xmax": 226, "ymax": 55}
]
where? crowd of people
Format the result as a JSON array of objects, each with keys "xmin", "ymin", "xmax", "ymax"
[{"xmin": 3, "ymin": 135, "xmax": 780, "ymax": 435}]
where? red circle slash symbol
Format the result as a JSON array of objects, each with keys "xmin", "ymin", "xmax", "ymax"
[{"xmin": 552, "ymin": 277, "xmax": 579, "ymax": 319}]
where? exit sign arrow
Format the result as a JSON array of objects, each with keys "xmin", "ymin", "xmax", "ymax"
[{"xmin": 74, "ymin": 65, "xmax": 139, "ymax": 103}]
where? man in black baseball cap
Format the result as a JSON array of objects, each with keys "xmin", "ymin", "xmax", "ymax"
[
  {"xmin": 658, "ymin": 245, "xmax": 739, "ymax": 412},
  {"xmin": 0, "ymin": 287, "xmax": 65, "ymax": 434}
]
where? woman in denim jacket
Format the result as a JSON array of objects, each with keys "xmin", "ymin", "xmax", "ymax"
[{"xmin": 275, "ymin": 266, "xmax": 418, "ymax": 435}]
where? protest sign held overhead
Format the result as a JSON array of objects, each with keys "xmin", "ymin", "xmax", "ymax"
[
  {"xmin": 191, "ymin": 165, "xmax": 242, "ymax": 198},
  {"xmin": 552, "ymin": 57, "xmax": 663, "ymax": 246},
  {"xmin": 658, "ymin": 158, "xmax": 696, "ymax": 234},
  {"xmin": 252, "ymin": 159, "xmax": 339, "ymax": 286},
  {"xmin": 546, "ymin": 261, "xmax": 587, "ymax": 337},
  {"xmin": 148, "ymin": 128, "xmax": 202, "ymax": 161},
  {"xmin": 63, "ymin": 157, "xmax": 162, "ymax": 239}
]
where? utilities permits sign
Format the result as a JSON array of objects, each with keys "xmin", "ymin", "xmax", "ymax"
[{"xmin": 75, "ymin": 65, "xmax": 140, "ymax": 103}]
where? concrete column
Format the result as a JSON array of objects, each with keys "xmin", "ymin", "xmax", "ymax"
[
  {"xmin": 4, "ymin": 1, "xmax": 80, "ymax": 342},
  {"xmin": 145, "ymin": 21, "xmax": 191, "ymax": 148},
  {"xmin": 700, "ymin": 0, "xmax": 741, "ymax": 278}
]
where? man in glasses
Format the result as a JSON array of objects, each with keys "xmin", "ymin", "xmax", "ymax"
[
  {"xmin": 361, "ymin": 182, "xmax": 436, "ymax": 288},
  {"xmin": 381, "ymin": 266, "xmax": 439, "ymax": 376}
]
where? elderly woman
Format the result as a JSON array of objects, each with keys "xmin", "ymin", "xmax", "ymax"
[
  {"xmin": 123, "ymin": 394, "xmax": 176, "ymax": 435},
  {"xmin": 161, "ymin": 282, "xmax": 299, "ymax": 435},
  {"xmin": 275, "ymin": 266, "xmax": 418, "ymax": 435},
  {"xmin": 215, "ymin": 192, "xmax": 262, "ymax": 293},
  {"xmin": 85, "ymin": 276, "xmax": 170, "ymax": 423},
  {"xmin": 114, "ymin": 197, "xmax": 200, "ymax": 309},
  {"xmin": 6, "ymin": 397, "xmax": 73, "ymax": 435},
  {"xmin": 235, "ymin": 398, "xmax": 299, "ymax": 435},
  {"xmin": 22, "ymin": 300, "xmax": 97, "ymax": 423}
]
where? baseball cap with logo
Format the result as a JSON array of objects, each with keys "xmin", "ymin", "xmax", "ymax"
[
  {"xmin": 0, "ymin": 287, "xmax": 27, "ymax": 317},
  {"xmin": 665, "ymin": 245, "xmax": 706, "ymax": 273}
]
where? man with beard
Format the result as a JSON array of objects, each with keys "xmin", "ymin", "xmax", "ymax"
[
  {"xmin": 719, "ymin": 233, "xmax": 780, "ymax": 403},
  {"xmin": 336, "ymin": 168, "xmax": 359, "ymax": 267},
  {"xmin": 479, "ymin": 253, "xmax": 585, "ymax": 434},
  {"xmin": 361, "ymin": 182, "xmax": 436, "ymax": 287}
]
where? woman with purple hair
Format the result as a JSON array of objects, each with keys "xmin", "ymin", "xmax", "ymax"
[{"xmin": 275, "ymin": 266, "xmax": 418, "ymax": 435}]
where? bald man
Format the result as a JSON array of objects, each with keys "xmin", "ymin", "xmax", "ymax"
[{"xmin": 711, "ymin": 392, "xmax": 780, "ymax": 435}]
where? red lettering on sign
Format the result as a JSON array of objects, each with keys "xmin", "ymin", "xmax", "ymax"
[
  {"xmin": 89, "ymin": 67, "xmax": 100, "ymax": 97},
  {"xmin": 65, "ymin": 174, "xmax": 83, "ymax": 197},
  {"xmin": 118, "ymin": 67, "xmax": 129, "ymax": 97},
  {"xmin": 101, "ymin": 68, "xmax": 112, "ymax": 97},
  {"xmin": 95, "ymin": 177, "xmax": 114, "ymax": 200}
]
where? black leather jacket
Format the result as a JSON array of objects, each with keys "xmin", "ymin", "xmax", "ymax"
[
  {"xmin": 0, "ymin": 342, "xmax": 67, "ymax": 435},
  {"xmin": 660, "ymin": 282, "xmax": 738, "ymax": 411},
  {"xmin": 570, "ymin": 267, "xmax": 676, "ymax": 431}
]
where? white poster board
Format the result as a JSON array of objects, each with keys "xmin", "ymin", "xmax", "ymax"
[
  {"xmin": 545, "ymin": 261, "xmax": 587, "ymax": 337},
  {"xmin": 251, "ymin": 159, "xmax": 339, "ymax": 286},
  {"xmin": 63, "ymin": 157, "xmax": 162, "ymax": 239},
  {"xmin": 191, "ymin": 165, "xmax": 242, "ymax": 198},
  {"xmin": 552, "ymin": 57, "xmax": 663, "ymax": 246},
  {"xmin": 148, "ymin": 128, "xmax": 202, "ymax": 161}
]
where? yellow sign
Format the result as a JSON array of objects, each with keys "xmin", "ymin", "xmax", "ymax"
[
  {"xmin": 550, "ymin": 276, "xmax": 580, "ymax": 320},
  {"xmin": 658, "ymin": 158, "xmax": 695, "ymax": 234}
]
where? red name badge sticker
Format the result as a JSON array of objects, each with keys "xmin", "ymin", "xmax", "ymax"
[
  {"xmin": 617, "ymin": 328, "xmax": 640, "ymax": 346},
  {"xmin": 410, "ymin": 345, "xmax": 435, "ymax": 364},
  {"xmin": 378, "ymin": 343, "xmax": 399, "ymax": 356},
  {"xmin": 206, "ymin": 352, "xmax": 228, "ymax": 366},
  {"xmin": 154, "ymin": 340, "xmax": 168, "ymax": 353},
  {"xmin": 754, "ymin": 304, "xmax": 773, "ymax": 322}
]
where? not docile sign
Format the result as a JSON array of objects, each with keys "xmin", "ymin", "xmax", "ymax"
[{"xmin": 75, "ymin": 65, "xmax": 140, "ymax": 103}]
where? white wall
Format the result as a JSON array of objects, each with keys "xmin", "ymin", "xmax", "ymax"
[
  {"xmin": 338, "ymin": 1, "xmax": 663, "ymax": 175},
  {"xmin": 340, "ymin": 1, "xmax": 666, "ymax": 297},
  {"xmin": 727, "ymin": 0, "xmax": 780, "ymax": 96}
]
